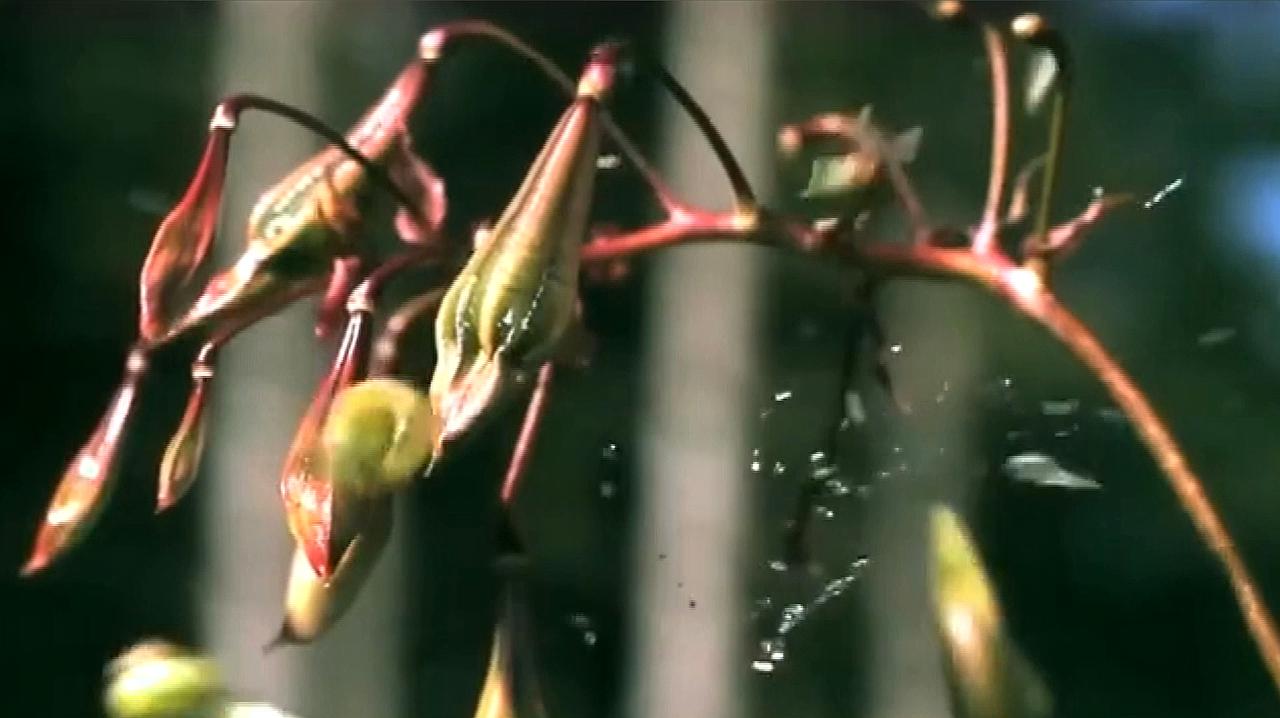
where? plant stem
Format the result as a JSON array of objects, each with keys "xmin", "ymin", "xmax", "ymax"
[
  {"xmin": 974, "ymin": 24, "xmax": 1010, "ymax": 253},
  {"xmin": 581, "ymin": 212, "xmax": 1280, "ymax": 695},
  {"xmin": 500, "ymin": 362, "xmax": 556, "ymax": 507}
]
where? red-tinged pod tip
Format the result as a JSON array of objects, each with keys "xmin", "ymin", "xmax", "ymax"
[
  {"xmin": 577, "ymin": 43, "xmax": 621, "ymax": 100},
  {"xmin": 156, "ymin": 357, "xmax": 213, "ymax": 513},
  {"xmin": 281, "ymin": 459, "xmax": 336, "ymax": 582},
  {"xmin": 23, "ymin": 350, "xmax": 149, "ymax": 576}
]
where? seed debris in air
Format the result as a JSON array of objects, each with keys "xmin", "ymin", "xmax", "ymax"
[
  {"xmin": 751, "ymin": 557, "xmax": 870, "ymax": 673},
  {"xmin": 1143, "ymin": 176, "xmax": 1184, "ymax": 209},
  {"xmin": 844, "ymin": 390, "xmax": 867, "ymax": 425},
  {"xmin": 1197, "ymin": 326, "xmax": 1237, "ymax": 347},
  {"xmin": 1004, "ymin": 451, "xmax": 1101, "ymax": 490},
  {"xmin": 596, "ymin": 154, "xmax": 621, "ymax": 170},
  {"xmin": 1040, "ymin": 398, "xmax": 1079, "ymax": 416}
]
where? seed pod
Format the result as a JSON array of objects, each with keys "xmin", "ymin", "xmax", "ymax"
[
  {"xmin": 280, "ymin": 311, "xmax": 373, "ymax": 580},
  {"xmin": 929, "ymin": 505, "xmax": 1052, "ymax": 718},
  {"xmin": 138, "ymin": 125, "xmax": 230, "ymax": 344},
  {"xmin": 171, "ymin": 63, "xmax": 442, "ymax": 346},
  {"xmin": 429, "ymin": 44, "xmax": 618, "ymax": 465},
  {"xmin": 268, "ymin": 495, "xmax": 393, "ymax": 648},
  {"xmin": 156, "ymin": 344, "xmax": 216, "ymax": 512},
  {"xmin": 22, "ymin": 348, "xmax": 148, "ymax": 576},
  {"xmin": 103, "ymin": 640, "xmax": 227, "ymax": 718}
]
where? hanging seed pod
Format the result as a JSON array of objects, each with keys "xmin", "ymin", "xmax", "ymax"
[
  {"xmin": 138, "ymin": 119, "xmax": 230, "ymax": 344},
  {"xmin": 267, "ymin": 495, "xmax": 393, "ymax": 648},
  {"xmin": 155, "ymin": 343, "xmax": 217, "ymax": 512},
  {"xmin": 103, "ymin": 640, "xmax": 228, "ymax": 718},
  {"xmin": 280, "ymin": 309, "xmax": 373, "ymax": 580},
  {"xmin": 170, "ymin": 62, "xmax": 443, "ymax": 346},
  {"xmin": 428, "ymin": 44, "xmax": 619, "ymax": 467},
  {"xmin": 22, "ymin": 348, "xmax": 148, "ymax": 576},
  {"xmin": 929, "ymin": 505, "xmax": 1053, "ymax": 718}
]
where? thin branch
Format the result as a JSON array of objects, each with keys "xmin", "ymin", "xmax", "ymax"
[
  {"xmin": 1022, "ymin": 193, "xmax": 1133, "ymax": 269},
  {"xmin": 217, "ymin": 94, "xmax": 423, "ymax": 219},
  {"xmin": 1010, "ymin": 13, "xmax": 1074, "ymax": 257},
  {"xmin": 651, "ymin": 64, "xmax": 758, "ymax": 210},
  {"xmin": 974, "ymin": 24, "xmax": 1011, "ymax": 253},
  {"xmin": 580, "ymin": 209, "xmax": 1280, "ymax": 692},
  {"xmin": 371, "ymin": 288, "xmax": 446, "ymax": 377},
  {"xmin": 1005, "ymin": 154, "xmax": 1047, "ymax": 225},
  {"xmin": 424, "ymin": 20, "xmax": 679, "ymax": 212},
  {"xmin": 500, "ymin": 363, "xmax": 556, "ymax": 507}
]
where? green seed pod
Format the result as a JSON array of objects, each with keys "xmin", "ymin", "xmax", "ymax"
[
  {"xmin": 171, "ymin": 64, "xmax": 442, "ymax": 345},
  {"xmin": 321, "ymin": 378, "xmax": 437, "ymax": 497},
  {"xmin": 156, "ymin": 346, "xmax": 215, "ymax": 512},
  {"xmin": 428, "ymin": 44, "xmax": 619, "ymax": 465},
  {"xmin": 103, "ymin": 641, "xmax": 227, "ymax": 718},
  {"xmin": 929, "ymin": 505, "xmax": 1052, "ymax": 718}
]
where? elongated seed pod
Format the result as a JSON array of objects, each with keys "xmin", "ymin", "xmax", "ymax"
[
  {"xmin": 156, "ymin": 343, "xmax": 216, "ymax": 512},
  {"xmin": 22, "ymin": 348, "xmax": 148, "ymax": 576},
  {"xmin": 171, "ymin": 62, "xmax": 442, "ymax": 346},
  {"xmin": 929, "ymin": 505, "xmax": 1052, "ymax": 718},
  {"xmin": 428, "ymin": 44, "xmax": 618, "ymax": 466}
]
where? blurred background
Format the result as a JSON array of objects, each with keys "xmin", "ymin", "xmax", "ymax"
[{"xmin": 3, "ymin": 2, "xmax": 1280, "ymax": 717}]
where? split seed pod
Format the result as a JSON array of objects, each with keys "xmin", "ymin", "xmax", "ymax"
[
  {"xmin": 428, "ymin": 44, "xmax": 619, "ymax": 467},
  {"xmin": 280, "ymin": 310, "xmax": 374, "ymax": 581},
  {"xmin": 929, "ymin": 505, "xmax": 1052, "ymax": 718}
]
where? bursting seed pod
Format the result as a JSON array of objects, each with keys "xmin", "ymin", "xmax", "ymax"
[
  {"xmin": 427, "ymin": 43, "xmax": 619, "ymax": 468},
  {"xmin": 170, "ymin": 62, "xmax": 444, "ymax": 521},
  {"xmin": 279, "ymin": 304, "xmax": 376, "ymax": 580},
  {"xmin": 929, "ymin": 505, "xmax": 1052, "ymax": 718}
]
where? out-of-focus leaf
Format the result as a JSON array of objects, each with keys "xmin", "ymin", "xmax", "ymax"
[
  {"xmin": 930, "ymin": 505, "xmax": 1053, "ymax": 718},
  {"xmin": 104, "ymin": 641, "xmax": 227, "ymax": 718}
]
